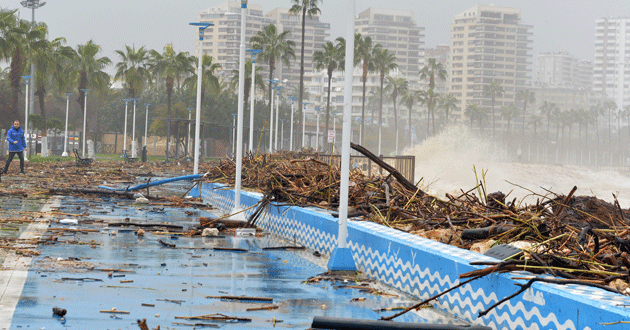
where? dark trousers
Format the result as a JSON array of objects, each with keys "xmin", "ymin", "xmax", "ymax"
[{"xmin": 3, "ymin": 151, "xmax": 24, "ymax": 173}]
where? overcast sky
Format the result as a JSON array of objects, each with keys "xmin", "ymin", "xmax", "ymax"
[{"xmin": 2, "ymin": 0, "xmax": 628, "ymax": 69}]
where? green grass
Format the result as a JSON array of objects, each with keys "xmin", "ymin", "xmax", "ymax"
[{"xmin": 26, "ymin": 153, "xmax": 219, "ymax": 164}]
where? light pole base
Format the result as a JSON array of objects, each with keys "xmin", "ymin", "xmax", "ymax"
[
  {"xmin": 61, "ymin": 151, "xmax": 68, "ymax": 157},
  {"xmin": 228, "ymin": 207, "xmax": 247, "ymax": 222},
  {"xmin": 327, "ymin": 247, "xmax": 356, "ymax": 271}
]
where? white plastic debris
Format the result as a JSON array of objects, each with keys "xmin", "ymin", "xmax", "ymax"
[
  {"xmin": 202, "ymin": 228, "xmax": 219, "ymax": 237},
  {"xmin": 134, "ymin": 197, "xmax": 149, "ymax": 204},
  {"xmin": 133, "ymin": 193, "xmax": 145, "ymax": 199},
  {"xmin": 235, "ymin": 228, "xmax": 255, "ymax": 236},
  {"xmin": 59, "ymin": 219, "xmax": 78, "ymax": 225}
]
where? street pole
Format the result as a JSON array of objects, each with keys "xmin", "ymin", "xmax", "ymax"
[
  {"xmin": 289, "ymin": 96, "xmax": 297, "ymax": 151},
  {"xmin": 247, "ymin": 49, "xmax": 262, "ymax": 152},
  {"xmin": 189, "ymin": 22, "xmax": 213, "ymax": 174},
  {"xmin": 21, "ymin": 1, "xmax": 45, "ymax": 150},
  {"xmin": 62, "ymin": 92, "xmax": 72, "ymax": 157},
  {"xmin": 131, "ymin": 98, "xmax": 139, "ymax": 158},
  {"xmin": 267, "ymin": 80, "xmax": 278, "ymax": 153},
  {"xmin": 187, "ymin": 108, "xmax": 193, "ymax": 155},
  {"xmin": 315, "ymin": 107, "xmax": 321, "ymax": 152},
  {"xmin": 328, "ymin": 0, "xmax": 357, "ymax": 272},
  {"xmin": 274, "ymin": 86, "xmax": 283, "ymax": 151},
  {"xmin": 144, "ymin": 103, "xmax": 150, "ymax": 147},
  {"xmin": 231, "ymin": 113, "xmax": 237, "ymax": 157},
  {"xmin": 231, "ymin": 0, "xmax": 248, "ymax": 219},
  {"xmin": 21, "ymin": 76, "xmax": 31, "ymax": 161},
  {"xmin": 301, "ymin": 102, "xmax": 308, "ymax": 149},
  {"xmin": 81, "ymin": 89, "xmax": 90, "ymax": 158},
  {"xmin": 280, "ymin": 118, "xmax": 285, "ymax": 150},
  {"xmin": 122, "ymin": 99, "xmax": 130, "ymax": 154}
]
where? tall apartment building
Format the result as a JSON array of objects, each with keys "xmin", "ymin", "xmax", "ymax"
[
  {"xmin": 196, "ymin": 2, "xmax": 272, "ymax": 77},
  {"xmin": 594, "ymin": 17, "xmax": 630, "ymax": 110},
  {"xmin": 537, "ymin": 51, "xmax": 593, "ymax": 89},
  {"xmin": 450, "ymin": 5, "xmax": 533, "ymax": 121},
  {"xmin": 264, "ymin": 8, "xmax": 330, "ymax": 88},
  {"xmin": 355, "ymin": 8, "xmax": 425, "ymax": 88}
]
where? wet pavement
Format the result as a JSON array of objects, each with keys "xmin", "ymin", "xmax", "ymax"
[{"xmin": 5, "ymin": 184, "xmax": 468, "ymax": 329}]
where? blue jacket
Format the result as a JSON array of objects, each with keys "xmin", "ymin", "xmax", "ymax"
[{"xmin": 7, "ymin": 126, "xmax": 26, "ymax": 152}]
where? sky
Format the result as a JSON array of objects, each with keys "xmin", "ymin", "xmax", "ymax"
[{"xmin": 1, "ymin": 0, "xmax": 628, "ymax": 70}]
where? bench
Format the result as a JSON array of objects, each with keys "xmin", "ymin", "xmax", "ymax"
[
  {"xmin": 73, "ymin": 149, "xmax": 93, "ymax": 167},
  {"xmin": 122, "ymin": 150, "xmax": 138, "ymax": 163}
]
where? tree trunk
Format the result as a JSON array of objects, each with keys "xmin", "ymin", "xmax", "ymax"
[{"xmin": 37, "ymin": 87, "xmax": 47, "ymax": 136}]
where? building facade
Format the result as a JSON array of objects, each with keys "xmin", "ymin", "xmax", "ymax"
[
  {"xmin": 450, "ymin": 5, "xmax": 533, "ymax": 122},
  {"xmin": 537, "ymin": 51, "xmax": 593, "ymax": 90},
  {"xmin": 594, "ymin": 17, "xmax": 630, "ymax": 110}
]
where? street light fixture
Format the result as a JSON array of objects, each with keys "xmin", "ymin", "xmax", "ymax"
[
  {"xmin": 246, "ymin": 49, "xmax": 262, "ymax": 152},
  {"xmin": 80, "ymin": 89, "xmax": 91, "ymax": 158},
  {"xmin": 61, "ymin": 92, "xmax": 72, "ymax": 157},
  {"xmin": 21, "ymin": 76, "xmax": 31, "ymax": 160},
  {"xmin": 288, "ymin": 96, "xmax": 297, "ymax": 151},
  {"xmin": 189, "ymin": 22, "xmax": 214, "ymax": 174}
]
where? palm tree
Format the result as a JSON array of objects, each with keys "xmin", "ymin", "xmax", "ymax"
[
  {"xmin": 539, "ymin": 101, "xmax": 557, "ymax": 142},
  {"xmin": 72, "ymin": 40, "xmax": 111, "ymax": 140},
  {"xmin": 589, "ymin": 103, "xmax": 605, "ymax": 148},
  {"xmin": 372, "ymin": 46, "xmax": 397, "ymax": 155},
  {"xmin": 182, "ymin": 54, "xmax": 222, "ymax": 109},
  {"xmin": 603, "ymin": 99, "xmax": 617, "ymax": 147},
  {"xmin": 401, "ymin": 89, "xmax": 420, "ymax": 149},
  {"xmin": 622, "ymin": 106, "xmax": 630, "ymax": 147},
  {"xmin": 115, "ymin": 45, "xmax": 151, "ymax": 99},
  {"xmin": 440, "ymin": 93, "xmax": 458, "ymax": 127},
  {"xmin": 148, "ymin": 44, "xmax": 194, "ymax": 159},
  {"xmin": 419, "ymin": 58, "xmax": 447, "ymax": 91},
  {"xmin": 356, "ymin": 34, "xmax": 376, "ymax": 145},
  {"xmin": 385, "ymin": 76, "xmax": 408, "ymax": 154},
  {"xmin": 529, "ymin": 114, "xmax": 543, "ymax": 143},
  {"xmin": 482, "ymin": 81, "xmax": 504, "ymax": 138},
  {"xmin": 418, "ymin": 89, "xmax": 440, "ymax": 136},
  {"xmin": 289, "ymin": 0, "xmax": 321, "ymax": 147},
  {"xmin": 313, "ymin": 38, "xmax": 344, "ymax": 151},
  {"xmin": 516, "ymin": 89, "xmax": 535, "ymax": 141},
  {"xmin": 464, "ymin": 102, "xmax": 484, "ymax": 131},
  {"xmin": 500, "ymin": 102, "xmax": 519, "ymax": 138},
  {"xmin": 250, "ymin": 24, "xmax": 295, "ymax": 137}
]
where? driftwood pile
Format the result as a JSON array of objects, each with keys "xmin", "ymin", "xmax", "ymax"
[{"xmin": 204, "ymin": 145, "xmax": 630, "ymax": 293}]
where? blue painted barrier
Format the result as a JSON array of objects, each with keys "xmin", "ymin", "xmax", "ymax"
[{"xmin": 192, "ymin": 182, "xmax": 630, "ymax": 330}]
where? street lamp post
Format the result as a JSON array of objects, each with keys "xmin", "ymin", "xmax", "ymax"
[
  {"xmin": 144, "ymin": 103, "xmax": 150, "ymax": 147},
  {"xmin": 328, "ymin": 0, "xmax": 357, "ymax": 272},
  {"xmin": 246, "ymin": 49, "xmax": 262, "ymax": 152},
  {"xmin": 61, "ymin": 92, "xmax": 72, "ymax": 157},
  {"xmin": 130, "ymin": 98, "xmax": 139, "ymax": 158},
  {"xmin": 20, "ymin": 0, "xmax": 45, "ymax": 142},
  {"xmin": 315, "ymin": 107, "xmax": 321, "ymax": 152},
  {"xmin": 332, "ymin": 111, "xmax": 337, "ymax": 146},
  {"xmin": 288, "ymin": 96, "xmax": 297, "ymax": 151},
  {"xmin": 187, "ymin": 108, "xmax": 193, "ymax": 155},
  {"xmin": 267, "ymin": 79, "xmax": 278, "ymax": 153},
  {"xmin": 80, "ymin": 89, "xmax": 90, "ymax": 158},
  {"xmin": 21, "ymin": 76, "xmax": 31, "ymax": 160},
  {"xmin": 280, "ymin": 118, "xmax": 285, "ymax": 150},
  {"xmin": 189, "ymin": 22, "xmax": 214, "ymax": 174},
  {"xmin": 122, "ymin": 99, "xmax": 130, "ymax": 155},
  {"xmin": 231, "ymin": 0, "xmax": 248, "ymax": 220},
  {"xmin": 231, "ymin": 113, "xmax": 237, "ymax": 157},
  {"xmin": 301, "ymin": 102, "xmax": 308, "ymax": 149},
  {"xmin": 274, "ymin": 86, "xmax": 283, "ymax": 151}
]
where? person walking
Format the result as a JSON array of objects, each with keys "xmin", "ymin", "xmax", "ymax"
[{"xmin": 3, "ymin": 120, "xmax": 27, "ymax": 174}]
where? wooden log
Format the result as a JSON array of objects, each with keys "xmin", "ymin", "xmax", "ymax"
[
  {"xmin": 49, "ymin": 187, "xmax": 161, "ymax": 200},
  {"xmin": 158, "ymin": 239, "xmax": 176, "ymax": 248},
  {"xmin": 205, "ymin": 295, "xmax": 273, "ymax": 302}
]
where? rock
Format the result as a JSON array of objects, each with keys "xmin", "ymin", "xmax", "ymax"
[
  {"xmin": 137, "ymin": 229, "xmax": 145, "ymax": 237},
  {"xmin": 470, "ymin": 239, "xmax": 496, "ymax": 254},
  {"xmin": 202, "ymin": 228, "xmax": 219, "ymax": 237}
]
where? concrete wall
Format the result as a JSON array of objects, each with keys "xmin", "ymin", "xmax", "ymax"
[{"xmin": 192, "ymin": 182, "xmax": 630, "ymax": 330}]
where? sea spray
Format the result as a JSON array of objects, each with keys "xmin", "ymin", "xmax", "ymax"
[{"xmin": 405, "ymin": 125, "xmax": 630, "ymax": 207}]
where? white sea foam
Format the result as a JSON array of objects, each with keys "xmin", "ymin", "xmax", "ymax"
[{"xmin": 406, "ymin": 125, "xmax": 630, "ymax": 208}]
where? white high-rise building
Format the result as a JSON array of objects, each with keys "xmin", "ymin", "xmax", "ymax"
[
  {"xmin": 594, "ymin": 17, "xmax": 630, "ymax": 110},
  {"xmin": 450, "ymin": 5, "xmax": 533, "ymax": 121},
  {"xmin": 537, "ymin": 51, "xmax": 593, "ymax": 90}
]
